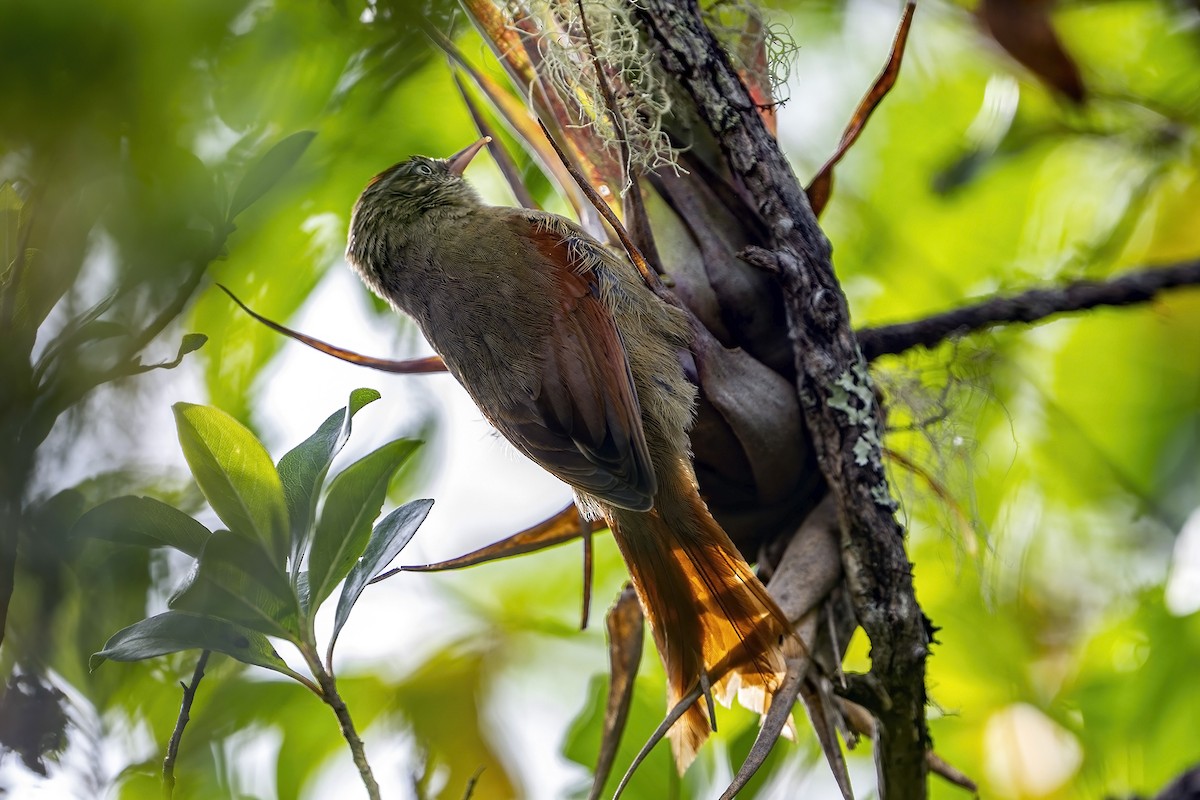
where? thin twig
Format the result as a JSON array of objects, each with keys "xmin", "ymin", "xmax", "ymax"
[
  {"xmin": 587, "ymin": 585, "xmax": 642, "ymax": 800},
  {"xmin": 580, "ymin": 528, "xmax": 593, "ymax": 630},
  {"xmin": 573, "ymin": 0, "xmax": 665, "ymax": 273},
  {"xmin": 537, "ymin": 121, "xmax": 666, "ymax": 295},
  {"xmin": 452, "ymin": 73, "xmax": 540, "ymax": 210},
  {"xmin": 162, "ymin": 650, "xmax": 211, "ymax": 799},
  {"xmin": 218, "ymin": 284, "xmax": 447, "ymax": 373},
  {"xmin": 367, "ymin": 567, "xmax": 400, "ymax": 586},
  {"xmin": 613, "ymin": 682, "xmax": 704, "ymax": 800}
]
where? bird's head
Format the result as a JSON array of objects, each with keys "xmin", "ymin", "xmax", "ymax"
[
  {"xmin": 347, "ymin": 137, "xmax": 490, "ymax": 287},
  {"xmin": 351, "ymin": 137, "xmax": 489, "ymax": 234}
]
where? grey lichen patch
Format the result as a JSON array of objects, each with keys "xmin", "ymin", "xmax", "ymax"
[
  {"xmin": 870, "ymin": 481, "xmax": 897, "ymax": 509},
  {"xmin": 854, "ymin": 434, "xmax": 873, "ymax": 465},
  {"xmin": 828, "ymin": 363, "xmax": 886, "ymax": 467},
  {"xmin": 828, "ymin": 363, "xmax": 876, "ymax": 426}
]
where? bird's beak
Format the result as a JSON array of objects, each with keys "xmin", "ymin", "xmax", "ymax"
[{"xmin": 447, "ymin": 137, "xmax": 491, "ymax": 177}]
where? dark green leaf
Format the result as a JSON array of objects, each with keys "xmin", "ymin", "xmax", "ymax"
[
  {"xmin": 33, "ymin": 318, "xmax": 128, "ymax": 377},
  {"xmin": 227, "ymin": 131, "xmax": 317, "ymax": 220},
  {"xmin": 73, "ymin": 496, "xmax": 212, "ymax": 557},
  {"xmin": 31, "ymin": 489, "xmax": 87, "ymax": 535},
  {"xmin": 173, "ymin": 402, "xmax": 289, "ymax": 561},
  {"xmin": 277, "ymin": 388, "xmax": 381, "ymax": 571},
  {"xmin": 25, "ymin": 489, "xmax": 87, "ymax": 572},
  {"xmin": 307, "ymin": 439, "xmax": 419, "ymax": 610},
  {"xmin": 170, "ymin": 530, "xmax": 300, "ymax": 641},
  {"xmin": 331, "ymin": 499, "xmax": 432, "ymax": 652},
  {"xmin": 91, "ymin": 611, "xmax": 291, "ymax": 675}
]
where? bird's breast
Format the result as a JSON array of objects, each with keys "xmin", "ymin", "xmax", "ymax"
[{"xmin": 395, "ymin": 221, "xmax": 557, "ymax": 404}]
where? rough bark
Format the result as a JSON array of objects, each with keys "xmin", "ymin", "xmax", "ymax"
[{"xmin": 634, "ymin": 2, "xmax": 930, "ymax": 795}]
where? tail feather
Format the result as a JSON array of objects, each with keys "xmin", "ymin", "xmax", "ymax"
[{"xmin": 608, "ymin": 480, "xmax": 789, "ymax": 770}]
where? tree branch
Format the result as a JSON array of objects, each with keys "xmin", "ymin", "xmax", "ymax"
[
  {"xmin": 162, "ymin": 650, "xmax": 210, "ymax": 799},
  {"xmin": 634, "ymin": 2, "xmax": 929, "ymax": 795},
  {"xmin": 857, "ymin": 259, "xmax": 1200, "ymax": 360}
]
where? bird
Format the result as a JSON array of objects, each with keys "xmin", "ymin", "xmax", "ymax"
[{"xmin": 346, "ymin": 138, "xmax": 790, "ymax": 769}]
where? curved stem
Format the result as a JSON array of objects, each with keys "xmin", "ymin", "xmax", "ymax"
[{"xmin": 301, "ymin": 645, "xmax": 380, "ymax": 800}]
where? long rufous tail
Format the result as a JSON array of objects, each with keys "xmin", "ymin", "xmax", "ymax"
[{"xmin": 607, "ymin": 466, "xmax": 790, "ymax": 771}]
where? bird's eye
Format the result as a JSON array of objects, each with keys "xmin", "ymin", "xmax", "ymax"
[{"xmin": 415, "ymin": 163, "xmax": 433, "ymax": 176}]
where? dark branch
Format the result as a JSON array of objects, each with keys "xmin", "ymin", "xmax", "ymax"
[
  {"xmin": 858, "ymin": 259, "xmax": 1200, "ymax": 361},
  {"xmin": 218, "ymin": 284, "xmax": 447, "ymax": 374},
  {"xmin": 162, "ymin": 650, "xmax": 210, "ymax": 799}
]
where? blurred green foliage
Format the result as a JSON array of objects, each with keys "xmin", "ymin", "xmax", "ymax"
[{"xmin": 1, "ymin": 0, "xmax": 1198, "ymax": 799}]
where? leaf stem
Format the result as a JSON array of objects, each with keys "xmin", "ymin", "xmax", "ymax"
[
  {"xmin": 163, "ymin": 649, "xmax": 211, "ymax": 800},
  {"xmin": 301, "ymin": 645, "xmax": 380, "ymax": 800}
]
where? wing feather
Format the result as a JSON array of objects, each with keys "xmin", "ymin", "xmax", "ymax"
[{"xmin": 493, "ymin": 217, "xmax": 656, "ymax": 511}]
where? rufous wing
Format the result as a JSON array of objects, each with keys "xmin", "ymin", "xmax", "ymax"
[{"xmin": 493, "ymin": 218, "xmax": 657, "ymax": 512}]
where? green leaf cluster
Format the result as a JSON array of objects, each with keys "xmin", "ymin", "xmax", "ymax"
[{"xmin": 80, "ymin": 388, "xmax": 431, "ymax": 681}]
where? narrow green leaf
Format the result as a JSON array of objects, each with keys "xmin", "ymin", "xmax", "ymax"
[
  {"xmin": 170, "ymin": 530, "xmax": 300, "ymax": 641},
  {"xmin": 73, "ymin": 496, "xmax": 212, "ymax": 557},
  {"xmin": 91, "ymin": 611, "xmax": 291, "ymax": 675},
  {"xmin": 227, "ymin": 131, "xmax": 317, "ymax": 220},
  {"xmin": 330, "ymin": 499, "xmax": 432, "ymax": 654},
  {"xmin": 31, "ymin": 301, "xmax": 122, "ymax": 380},
  {"xmin": 307, "ymin": 440, "xmax": 420, "ymax": 610},
  {"xmin": 277, "ymin": 388, "xmax": 381, "ymax": 571},
  {"xmin": 173, "ymin": 403, "xmax": 289, "ymax": 561}
]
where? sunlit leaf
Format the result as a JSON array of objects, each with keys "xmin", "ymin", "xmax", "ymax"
[
  {"xmin": 91, "ymin": 611, "xmax": 292, "ymax": 676},
  {"xmin": 331, "ymin": 498, "xmax": 433, "ymax": 654},
  {"xmin": 227, "ymin": 131, "xmax": 317, "ymax": 220},
  {"xmin": 73, "ymin": 496, "xmax": 211, "ymax": 557},
  {"xmin": 173, "ymin": 402, "xmax": 289, "ymax": 561},
  {"xmin": 277, "ymin": 387, "xmax": 382, "ymax": 568},
  {"xmin": 306, "ymin": 439, "xmax": 420, "ymax": 609}
]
